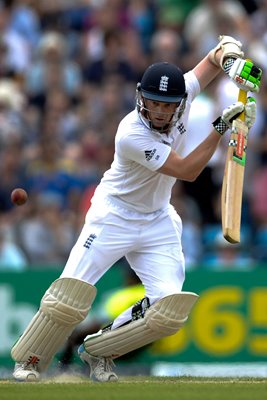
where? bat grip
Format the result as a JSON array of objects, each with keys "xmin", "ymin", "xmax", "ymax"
[{"xmin": 238, "ymin": 89, "xmax": 247, "ymax": 122}]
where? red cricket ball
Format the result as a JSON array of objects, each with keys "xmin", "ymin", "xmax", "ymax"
[{"xmin": 11, "ymin": 188, "xmax": 28, "ymax": 206}]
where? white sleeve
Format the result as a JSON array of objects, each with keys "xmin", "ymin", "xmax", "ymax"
[
  {"xmin": 184, "ymin": 70, "xmax": 201, "ymax": 102},
  {"xmin": 118, "ymin": 133, "xmax": 172, "ymax": 172}
]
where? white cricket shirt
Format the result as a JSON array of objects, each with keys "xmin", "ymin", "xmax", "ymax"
[{"xmin": 91, "ymin": 71, "xmax": 200, "ymax": 214}]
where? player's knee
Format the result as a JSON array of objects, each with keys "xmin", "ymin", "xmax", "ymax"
[
  {"xmin": 145, "ymin": 293, "xmax": 191, "ymax": 336},
  {"xmin": 149, "ymin": 286, "xmax": 183, "ymax": 305},
  {"xmin": 149, "ymin": 275, "xmax": 185, "ymax": 304},
  {"xmin": 145, "ymin": 309, "xmax": 185, "ymax": 336},
  {"xmin": 41, "ymin": 277, "xmax": 97, "ymax": 326}
]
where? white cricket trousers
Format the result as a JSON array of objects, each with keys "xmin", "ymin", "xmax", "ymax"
[{"xmin": 61, "ymin": 196, "xmax": 185, "ymax": 328}]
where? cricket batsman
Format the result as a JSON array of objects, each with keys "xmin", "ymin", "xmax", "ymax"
[{"xmin": 11, "ymin": 35, "xmax": 261, "ymax": 382}]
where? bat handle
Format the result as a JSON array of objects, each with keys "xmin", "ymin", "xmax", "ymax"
[{"xmin": 238, "ymin": 89, "xmax": 247, "ymax": 121}]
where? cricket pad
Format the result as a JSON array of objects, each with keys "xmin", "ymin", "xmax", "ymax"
[
  {"xmin": 11, "ymin": 277, "xmax": 96, "ymax": 372},
  {"xmin": 84, "ymin": 292, "xmax": 199, "ymax": 358}
]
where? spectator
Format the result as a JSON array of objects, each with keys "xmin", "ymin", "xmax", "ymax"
[
  {"xmin": 0, "ymin": 225, "xmax": 27, "ymax": 271},
  {"xmin": 0, "ymin": 2, "xmax": 31, "ymax": 75},
  {"xmin": 248, "ymin": 1, "xmax": 267, "ymax": 79},
  {"xmin": 183, "ymin": 0, "xmax": 251, "ymax": 66},
  {"xmin": 155, "ymin": 0, "xmax": 199, "ymax": 32},
  {"xmin": 9, "ymin": 0, "xmax": 41, "ymax": 50},
  {"xmin": 24, "ymin": 136, "xmax": 83, "ymax": 209},
  {"xmin": 171, "ymin": 181, "xmax": 203, "ymax": 269},
  {"xmin": 82, "ymin": 28, "xmax": 135, "ymax": 86},
  {"xmin": 0, "ymin": 143, "xmax": 27, "ymax": 212},
  {"xmin": 150, "ymin": 28, "xmax": 184, "ymax": 66},
  {"xmin": 85, "ymin": 76, "xmax": 133, "ymax": 131},
  {"xmin": 127, "ymin": 0, "xmax": 157, "ymax": 53},
  {"xmin": 25, "ymin": 31, "xmax": 82, "ymax": 107},
  {"xmin": 15, "ymin": 191, "xmax": 77, "ymax": 267},
  {"xmin": 0, "ymin": 78, "xmax": 27, "ymax": 147},
  {"xmin": 81, "ymin": 1, "xmax": 130, "ymax": 63},
  {"xmin": 202, "ymin": 232, "xmax": 254, "ymax": 270},
  {"xmin": 43, "ymin": 88, "xmax": 82, "ymax": 143}
]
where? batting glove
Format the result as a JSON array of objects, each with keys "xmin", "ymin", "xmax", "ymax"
[
  {"xmin": 212, "ymin": 97, "xmax": 256, "ymax": 135},
  {"xmin": 244, "ymin": 97, "xmax": 256, "ymax": 129},
  {"xmin": 228, "ymin": 59, "xmax": 262, "ymax": 93},
  {"xmin": 213, "ymin": 101, "xmax": 244, "ymax": 135}
]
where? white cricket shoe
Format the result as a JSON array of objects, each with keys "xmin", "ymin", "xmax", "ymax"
[
  {"xmin": 78, "ymin": 344, "xmax": 118, "ymax": 382},
  {"xmin": 13, "ymin": 362, "xmax": 40, "ymax": 381}
]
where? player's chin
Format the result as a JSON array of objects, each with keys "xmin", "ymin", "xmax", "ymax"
[{"xmin": 152, "ymin": 120, "xmax": 166, "ymax": 128}]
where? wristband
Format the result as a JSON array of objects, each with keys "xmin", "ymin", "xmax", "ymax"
[
  {"xmin": 212, "ymin": 116, "xmax": 228, "ymax": 135},
  {"xmin": 223, "ymin": 58, "xmax": 235, "ymax": 75}
]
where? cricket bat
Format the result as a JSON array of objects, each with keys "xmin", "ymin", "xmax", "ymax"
[{"xmin": 221, "ymin": 89, "xmax": 248, "ymax": 243}]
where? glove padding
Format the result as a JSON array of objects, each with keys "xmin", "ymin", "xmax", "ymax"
[
  {"xmin": 229, "ymin": 59, "xmax": 262, "ymax": 93},
  {"xmin": 209, "ymin": 35, "xmax": 244, "ymax": 68},
  {"xmin": 243, "ymin": 97, "xmax": 256, "ymax": 129},
  {"xmin": 213, "ymin": 97, "xmax": 256, "ymax": 135}
]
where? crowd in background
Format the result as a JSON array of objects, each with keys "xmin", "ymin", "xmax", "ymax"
[{"xmin": 0, "ymin": 0, "xmax": 267, "ymax": 272}]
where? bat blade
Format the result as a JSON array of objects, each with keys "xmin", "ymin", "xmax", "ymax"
[{"xmin": 221, "ymin": 90, "xmax": 248, "ymax": 244}]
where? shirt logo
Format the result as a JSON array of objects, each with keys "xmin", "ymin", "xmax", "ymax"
[
  {"xmin": 159, "ymin": 75, "xmax": 169, "ymax": 92},
  {"xmin": 84, "ymin": 233, "xmax": 97, "ymax": 249},
  {"xmin": 177, "ymin": 122, "xmax": 186, "ymax": 135},
  {"xmin": 145, "ymin": 149, "xmax": 156, "ymax": 161},
  {"xmin": 26, "ymin": 356, "xmax": 40, "ymax": 366}
]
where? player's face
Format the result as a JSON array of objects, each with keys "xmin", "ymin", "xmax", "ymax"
[{"xmin": 144, "ymin": 99, "xmax": 178, "ymax": 130}]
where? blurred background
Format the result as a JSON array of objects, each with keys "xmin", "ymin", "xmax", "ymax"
[{"xmin": 1, "ymin": 0, "xmax": 267, "ymax": 378}]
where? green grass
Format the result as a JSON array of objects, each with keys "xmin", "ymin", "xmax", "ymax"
[{"xmin": 0, "ymin": 376, "xmax": 267, "ymax": 400}]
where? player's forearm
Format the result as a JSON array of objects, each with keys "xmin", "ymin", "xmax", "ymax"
[
  {"xmin": 180, "ymin": 130, "xmax": 221, "ymax": 181},
  {"xmin": 158, "ymin": 130, "xmax": 221, "ymax": 181},
  {"xmin": 193, "ymin": 55, "xmax": 222, "ymax": 90}
]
